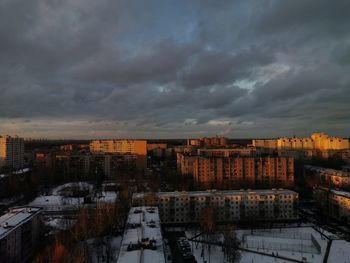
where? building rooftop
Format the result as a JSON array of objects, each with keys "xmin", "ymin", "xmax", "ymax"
[
  {"xmin": 305, "ymin": 165, "xmax": 350, "ymax": 177},
  {"xmin": 332, "ymin": 190, "xmax": 350, "ymax": 199},
  {"xmin": 0, "ymin": 207, "xmax": 42, "ymax": 240},
  {"xmin": 133, "ymin": 189, "xmax": 297, "ymax": 200},
  {"xmin": 117, "ymin": 206, "xmax": 165, "ymax": 263}
]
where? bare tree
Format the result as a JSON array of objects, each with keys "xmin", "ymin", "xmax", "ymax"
[{"xmin": 222, "ymin": 226, "xmax": 240, "ymax": 263}]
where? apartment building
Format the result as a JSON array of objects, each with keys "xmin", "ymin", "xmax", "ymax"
[
  {"xmin": 304, "ymin": 165, "xmax": 350, "ymax": 190},
  {"xmin": 132, "ymin": 189, "xmax": 299, "ymax": 224},
  {"xmin": 90, "ymin": 139, "xmax": 147, "ymax": 155},
  {"xmin": 117, "ymin": 206, "xmax": 166, "ymax": 263},
  {"xmin": 0, "ymin": 135, "xmax": 24, "ymax": 171},
  {"xmin": 252, "ymin": 132, "xmax": 349, "ymax": 150},
  {"xmin": 187, "ymin": 136, "xmax": 228, "ymax": 147},
  {"xmin": 0, "ymin": 207, "xmax": 42, "ymax": 263},
  {"xmin": 314, "ymin": 187, "xmax": 350, "ymax": 222},
  {"xmin": 52, "ymin": 152, "xmax": 146, "ymax": 180},
  {"xmin": 178, "ymin": 154, "xmax": 294, "ymax": 187}
]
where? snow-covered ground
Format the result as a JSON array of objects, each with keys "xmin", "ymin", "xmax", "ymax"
[
  {"xmin": 185, "ymin": 226, "xmax": 350, "ymax": 263},
  {"xmin": 51, "ymin": 182, "xmax": 93, "ymax": 196},
  {"xmin": 237, "ymin": 227, "xmax": 327, "ymax": 263},
  {"xmin": 328, "ymin": 240, "xmax": 350, "ymax": 263},
  {"xmin": 29, "ymin": 182, "xmax": 117, "ymax": 211},
  {"xmin": 44, "ymin": 216, "xmax": 77, "ymax": 231}
]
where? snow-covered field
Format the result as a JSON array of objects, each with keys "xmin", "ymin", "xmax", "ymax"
[
  {"xmin": 328, "ymin": 240, "xmax": 350, "ymax": 263},
  {"xmin": 185, "ymin": 226, "xmax": 350, "ymax": 263},
  {"xmin": 29, "ymin": 182, "xmax": 118, "ymax": 211}
]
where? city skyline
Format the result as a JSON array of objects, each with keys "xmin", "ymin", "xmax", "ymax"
[{"xmin": 1, "ymin": 1, "xmax": 350, "ymax": 139}]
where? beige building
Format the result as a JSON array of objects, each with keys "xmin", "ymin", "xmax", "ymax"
[
  {"xmin": 253, "ymin": 132, "xmax": 349, "ymax": 150},
  {"xmin": 0, "ymin": 135, "xmax": 24, "ymax": 170},
  {"xmin": 90, "ymin": 139, "xmax": 147, "ymax": 155},
  {"xmin": 178, "ymin": 154, "xmax": 294, "ymax": 188},
  {"xmin": 187, "ymin": 136, "xmax": 228, "ymax": 147},
  {"xmin": 133, "ymin": 189, "xmax": 299, "ymax": 224},
  {"xmin": 0, "ymin": 207, "xmax": 42, "ymax": 263}
]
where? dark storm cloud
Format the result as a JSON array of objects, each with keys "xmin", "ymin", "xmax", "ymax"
[{"xmin": 0, "ymin": 0, "xmax": 349, "ymax": 138}]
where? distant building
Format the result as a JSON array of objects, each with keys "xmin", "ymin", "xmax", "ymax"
[
  {"xmin": 54, "ymin": 152, "xmax": 146, "ymax": 180},
  {"xmin": 147, "ymin": 143, "xmax": 167, "ymax": 151},
  {"xmin": 253, "ymin": 132, "xmax": 349, "ymax": 150},
  {"xmin": 0, "ymin": 207, "xmax": 42, "ymax": 263},
  {"xmin": 117, "ymin": 206, "xmax": 166, "ymax": 263},
  {"xmin": 132, "ymin": 189, "xmax": 299, "ymax": 224},
  {"xmin": 304, "ymin": 165, "xmax": 350, "ymax": 190},
  {"xmin": 187, "ymin": 136, "xmax": 228, "ymax": 147},
  {"xmin": 90, "ymin": 139, "xmax": 147, "ymax": 155},
  {"xmin": 0, "ymin": 135, "xmax": 24, "ymax": 171},
  {"xmin": 177, "ymin": 154, "xmax": 294, "ymax": 188}
]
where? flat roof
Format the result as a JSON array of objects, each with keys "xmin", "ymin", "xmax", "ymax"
[
  {"xmin": 117, "ymin": 206, "xmax": 165, "ymax": 263},
  {"xmin": 332, "ymin": 190, "xmax": 350, "ymax": 199},
  {"xmin": 158, "ymin": 189, "xmax": 297, "ymax": 197},
  {"xmin": 0, "ymin": 207, "xmax": 42, "ymax": 240},
  {"xmin": 133, "ymin": 189, "xmax": 297, "ymax": 200},
  {"xmin": 305, "ymin": 165, "xmax": 350, "ymax": 177}
]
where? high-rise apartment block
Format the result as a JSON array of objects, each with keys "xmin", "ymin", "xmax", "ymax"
[
  {"xmin": 132, "ymin": 189, "xmax": 299, "ymax": 224},
  {"xmin": 178, "ymin": 154, "xmax": 294, "ymax": 187},
  {"xmin": 253, "ymin": 132, "xmax": 349, "ymax": 150},
  {"xmin": 90, "ymin": 139, "xmax": 147, "ymax": 155},
  {"xmin": 0, "ymin": 135, "xmax": 24, "ymax": 170}
]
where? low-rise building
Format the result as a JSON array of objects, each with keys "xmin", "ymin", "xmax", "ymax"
[
  {"xmin": 314, "ymin": 187, "xmax": 350, "ymax": 222},
  {"xmin": 117, "ymin": 206, "xmax": 166, "ymax": 263},
  {"xmin": 304, "ymin": 165, "xmax": 350, "ymax": 190},
  {"xmin": 133, "ymin": 189, "xmax": 299, "ymax": 224},
  {"xmin": 0, "ymin": 207, "xmax": 42, "ymax": 263}
]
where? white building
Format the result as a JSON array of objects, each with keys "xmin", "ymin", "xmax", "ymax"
[
  {"xmin": 0, "ymin": 207, "xmax": 42, "ymax": 263},
  {"xmin": 117, "ymin": 206, "xmax": 166, "ymax": 263},
  {"xmin": 0, "ymin": 135, "xmax": 24, "ymax": 170},
  {"xmin": 133, "ymin": 189, "xmax": 299, "ymax": 224}
]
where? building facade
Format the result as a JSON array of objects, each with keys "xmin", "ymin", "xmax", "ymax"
[
  {"xmin": 90, "ymin": 139, "xmax": 147, "ymax": 155},
  {"xmin": 0, "ymin": 135, "xmax": 24, "ymax": 171},
  {"xmin": 314, "ymin": 187, "xmax": 350, "ymax": 222},
  {"xmin": 0, "ymin": 207, "xmax": 42, "ymax": 263},
  {"xmin": 178, "ymin": 154, "xmax": 294, "ymax": 188},
  {"xmin": 133, "ymin": 189, "xmax": 299, "ymax": 224},
  {"xmin": 252, "ymin": 132, "xmax": 349, "ymax": 150},
  {"xmin": 187, "ymin": 136, "xmax": 228, "ymax": 147},
  {"xmin": 304, "ymin": 165, "xmax": 350, "ymax": 190}
]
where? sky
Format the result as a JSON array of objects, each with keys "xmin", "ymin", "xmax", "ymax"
[{"xmin": 0, "ymin": 0, "xmax": 349, "ymax": 139}]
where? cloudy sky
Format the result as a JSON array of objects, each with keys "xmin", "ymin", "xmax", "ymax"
[{"xmin": 0, "ymin": 0, "xmax": 349, "ymax": 139}]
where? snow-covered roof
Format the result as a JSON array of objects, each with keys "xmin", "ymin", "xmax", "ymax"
[
  {"xmin": 117, "ymin": 206, "xmax": 165, "ymax": 263},
  {"xmin": 156, "ymin": 188, "xmax": 297, "ymax": 197},
  {"xmin": 331, "ymin": 190, "xmax": 350, "ymax": 199},
  {"xmin": 304, "ymin": 165, "xmax": 350, "ymax": 177},
  {"xmin": 0, "ymin": 207, "xmax": 41, "ymax": 240}
]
